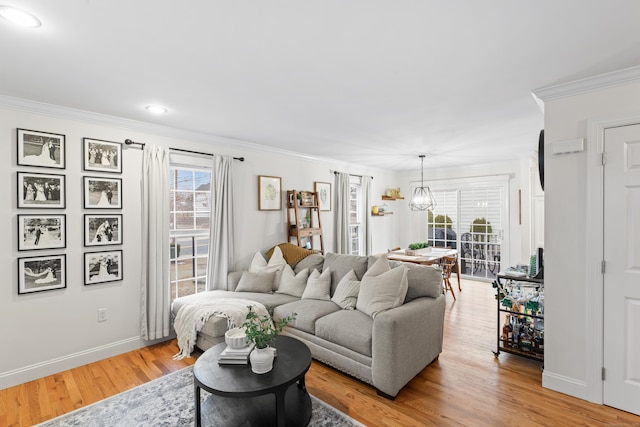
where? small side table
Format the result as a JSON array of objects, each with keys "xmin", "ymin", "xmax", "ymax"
[{"xmin": 193, "ymin": 335, "xmax": 312, "ymax": 427}]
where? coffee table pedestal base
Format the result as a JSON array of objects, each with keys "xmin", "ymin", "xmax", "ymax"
[{"xmin": 200, "ymin": 382, "xmax": 312, "ymax": 427}]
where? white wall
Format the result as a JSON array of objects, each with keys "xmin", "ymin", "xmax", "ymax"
[
  {"xmin": 0, "ymin": 101, "xmax": 399, "ymax": 389},
  {"xmin": 538, "ymin": 75, "xmax": 640, "ymax": 401},
  {"xmin": 0, "ymin": 97, "xmax": 534, "ymax": 390}
]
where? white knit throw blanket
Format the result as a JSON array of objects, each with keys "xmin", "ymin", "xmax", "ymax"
[{"xmin": 173, "ymin": 298, "xmax": 271, "ymax": 360}]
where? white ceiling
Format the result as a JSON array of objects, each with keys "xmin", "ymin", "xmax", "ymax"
[{"xmin": 2, "ymin": 1, "xmax": 640, "ymax": 172}]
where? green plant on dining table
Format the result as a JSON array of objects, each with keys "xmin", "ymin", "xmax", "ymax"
[{"xmin": 242, "ymin": 306, "xmax": 297, "ymax": 349}]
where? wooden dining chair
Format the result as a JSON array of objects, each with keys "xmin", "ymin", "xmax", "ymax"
[{"xmin": 441, "ymin": 255, "xmax": 458, "ymax": 300}]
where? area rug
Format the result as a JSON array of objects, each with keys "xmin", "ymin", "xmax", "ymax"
[{"xmin": 35, "ymin": 366, "xmax": 365, "ymax": 426}]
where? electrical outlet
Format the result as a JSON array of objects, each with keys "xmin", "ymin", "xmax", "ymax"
[{"xmin": 98, "ymin": 308, "xmax": 107, "ymax": 322}]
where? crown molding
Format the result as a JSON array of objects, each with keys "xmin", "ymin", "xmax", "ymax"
[
  {"xmin": 532, "ymin": 65, "xmax": 640, "ymax": 102},
  {"xmin": 0, "ymin": 93, "xmax": 365, "ymax": 170}
]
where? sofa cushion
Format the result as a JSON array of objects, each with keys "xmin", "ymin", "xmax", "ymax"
[
  {"xmin": 315, "ymin": 309, "xmax": 373, "ymax": 356},
  {"xmin": 331, "ymin": 269, "xmax": 360, "ymax": 310},
  {"xmin": 249, "ymin": 246, "xmax": 287, "ymax": 274},
  {"xmin": 276, "ymin": 265, "xmax": 309, "ymax": 298},
  {"xmin": 273, "ymin": 300, "xmax": 340, "ymax": 334},
  {"xmin": 301, "ymin": 268, "xmax": 331, "ymax": 301},
  {"xmin": 323, "ymin": 252, "xmax": 369, "ymax": 295},
  {"xmin": 294, "ymin": 253, "xmax": 324, "ymax": 274},
  {"xmin": 402, "ymin": 263, "xmax": 444, "ymax": 301},
  {"xmin": 235, "ymin": 271, "xmax": 275, "ymax": 293},
  {"xmin": 266, "ymin": 243, "xmax": 316, "ymax": 267},
  {"xmin": 356, "ymin": 257, "xmax": 408, "ymax": 318}
]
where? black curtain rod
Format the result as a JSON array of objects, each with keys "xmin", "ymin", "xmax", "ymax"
[
  {"xmin": 333, "ymin": 171, "xmax": 373, "ymax": 179},
  {"xmin": 124, "ymin": 139, "xmax": 245, "ymax": 161}
]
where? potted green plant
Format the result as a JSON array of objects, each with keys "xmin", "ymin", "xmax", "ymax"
[{"xmin": 242, "ymin": 306, "xmax": 296, "ymax": 374}]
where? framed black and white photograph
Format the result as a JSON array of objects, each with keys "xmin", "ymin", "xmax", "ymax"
[
  {"xmin": 314, "ymin": 181, "xmax": 331, "ymax": 211},
  {"xmin": 84, "ymin": 214, "xmax": 122, "ymax": 247},
  {"xmin": 84, "ymin": 250, "xmax": 122, "ymax": 285},
  {"xmin": 17, "ymin": 128, "xmax": 65, "ymax": 169},
  {"xmin": 83, "ymin": 138, "xmax": 122, "ymax": 173},
  {"xmin": 83, "ymin": 176, "xmax": 122, "ymax": 209},
  {"xmin": 18, "ymin": 254, "xmax": 66, "ymax": 295},
  {"xmin": 18, "ymin": 214, "xmax": 66, "ymax": 251},
  {"xmin": 18, "ymin": 172, "xmax": 66, "ymax": 209}
]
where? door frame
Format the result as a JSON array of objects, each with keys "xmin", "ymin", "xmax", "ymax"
[{"xmin": 585, "ymin": 114, "xmax": 640, "ymax": 404}]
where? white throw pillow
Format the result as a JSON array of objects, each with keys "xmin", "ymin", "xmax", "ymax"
[
  {"xmin": 276, "ymin": 265, "xmax": 309, "ymax": 298},
  {"xmin": 356, "ymin": 261, "xmax": 408, "ymax": 318},
  {"xmin": 331, "ymin": 269, "xmax": 361, "ymax": 310},
  {"xmin": 301, "ymin": 268, "xmax": 331, "ymax": 301},
  {"xmin": 235, "ymin": 271, "xmax": 276, "ymax": 293},
  {"xmin": 249, "ymin": 246, "xmax": 286, "ymax": 273}
]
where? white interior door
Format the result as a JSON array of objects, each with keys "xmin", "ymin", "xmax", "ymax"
[{"xmin": 603, "ymin": 124, "xmax": 640, "ymax": 415}]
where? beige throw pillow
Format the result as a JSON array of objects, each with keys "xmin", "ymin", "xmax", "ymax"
[
  {"xmin": 235, "ymin": 271, "xmax": 275, "ymax": 293},
  {"xmin": 356, "ymin": 257, "xmax": 408, "ymax": 318},
  {"xmin": 301, "ymin": 268, "xmax": 331, "ymax": 301},
  {"xmin": 331, "ymin": 269, "xmax": 361, "ymax": 310},
  {"xmin": 276, "ymin": 265, "xmax": 309, "ymax": 298}
]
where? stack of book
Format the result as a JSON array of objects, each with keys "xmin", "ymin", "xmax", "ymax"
[{"xmin": 217, "ymin": 343, "xmax": 255, "ymax": 365}]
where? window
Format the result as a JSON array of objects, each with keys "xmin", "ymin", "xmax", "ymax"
[
  {"xmin": 427, "ymin": 180, "xmax": 506, "ymax": 280},
  {"xmin": 349, "ymin": 176, "xmax": 362, "ymax": 255},
  {"xmin": 169, "ymin": 166, "xmax": 211, "ymax": 301}
]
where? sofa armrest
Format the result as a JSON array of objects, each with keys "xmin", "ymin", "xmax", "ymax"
[{"xmin": 371, "ymin": 294, "xmax": 446, "ymax": 397}]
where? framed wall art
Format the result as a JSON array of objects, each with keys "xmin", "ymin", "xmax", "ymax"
[
  {"xmin": 83, "ymin": 176, "xmax": 122, "ymax": 209},
  {"xmin": 18, "ymin": 214, "xmax": 66, "ymax": 251},
  {"xmin": 17, "ymin": 128, "xmax": 65, "ymax": 169},
  {"xmin": 83, "ymin": 138, "xmax": 122, "ymax": 173},
  {"xmin": 84, "ymin": 214, "xmax": 122, "ymax": 247},
  {"xmin": 258, "ymin": 175, "xmax": 281, "ymax": 211},
  {"xmin": 18, "ymin": 171, "xmax": 66, "ymax": 209},
  {"xmin": 18, "ymin": 254, "xmax": 66, "ymax": 295},
  {"xmin": 84, "ymin": 250, "xmax": 123, "ymax": 285},
  {"xmin": 314, "ymin": 181, "xmax": 331, "ymax": 211}
]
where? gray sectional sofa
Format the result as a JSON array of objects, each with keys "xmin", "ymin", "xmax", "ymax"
[{"xmin": 171, "ymin": 250, "xmax": 446, "ymax": 398}]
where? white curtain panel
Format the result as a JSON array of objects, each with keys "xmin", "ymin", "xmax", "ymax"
[
  {"xmin": 140, "ymin": 145, "xmax": 171, "ymax": 341},
  {"xmin": 207, "ymin": 155, "xmax": 235, "ymax": 290},
  {"xmin": 362, "ymin": 175, "xmax": 372, "ymax": 255},
  {"xmin": 334, "ymin": 172, "xmax": 351, "ymax": 254}
]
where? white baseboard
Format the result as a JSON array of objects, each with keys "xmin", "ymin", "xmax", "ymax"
[
  {"xmin": 542, "ymin": 369, "xmax": 589, "ymax": 400},
  {"xmin": 0, "ymin": 337, "xmax": 146, "ymax": 390}
]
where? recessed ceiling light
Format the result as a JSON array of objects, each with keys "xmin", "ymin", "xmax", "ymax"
[
  {"xmin": 145, "ymin": 105, "xmax": 168, "ymax": 114},
  {"xmin": 0, "ymin": 6, "xmax": 41, "ymax": 28}
]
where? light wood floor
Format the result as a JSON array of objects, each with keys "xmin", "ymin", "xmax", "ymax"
[{"xmin": 2, "ymin": 280, "xmax": 640, "ymax": 426}]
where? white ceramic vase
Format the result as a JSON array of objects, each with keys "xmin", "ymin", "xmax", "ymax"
[{"xmin": 250, "ymin": 347, "xmax": 274, "ymax": 374}]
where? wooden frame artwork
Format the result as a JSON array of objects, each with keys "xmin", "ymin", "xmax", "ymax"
[
  {"xmin": 17, "ymin": 128, "xmax": 66, "ymax": 169},
  {"xmin": 18, "ymin": 254, "xmax": 66, "ymax": 294},
  {"xmin": 258, "ymin": 175, "xmax": 281, "ymax": 211},
  {"xmin": 314, "ymin": 181, "xmax": 331, "ymax": 211}
]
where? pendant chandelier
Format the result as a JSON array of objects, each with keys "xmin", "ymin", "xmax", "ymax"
[{"xmin": 409, "ymin": 155, "xmax": 436, "ymax": 211}]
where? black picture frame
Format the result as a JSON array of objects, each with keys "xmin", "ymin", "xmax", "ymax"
[
  {"xmin": 18, "ymin": 171, "xmax": 66, "ymax": 209},
  {"xmin": 83, "ymin": 138, "xmax": 122, "ymax": 174},
  {"xmin": 18, "ymin": 254, "xmax": 67, "ymax": 294},
  {"xmin": 84, "ymin": 214, "xmax": 122, "ymax": 247},
  {"xmin": 18, "ymin": 214, "xmax": 66, "ymax": 251},
  {"xmin": 83, "ymin": 176, "xmax": 122, "ymax": 209},
  {"xmin": 84, "ymin": 250, "xmax": 123, "ymax": 285},
  {"xmin": 17, "ymin": 128, "xmax": 66, "ymax": 169}
]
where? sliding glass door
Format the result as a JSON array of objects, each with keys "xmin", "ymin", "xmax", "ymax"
[{"xmin": 427, "ymin": 179, "xmax": 507, "ymax": 280}]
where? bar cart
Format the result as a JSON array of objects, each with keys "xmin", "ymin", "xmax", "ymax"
[{"xmin": 492, "ymin": 273, "xmax": 544, "ymax": 363}]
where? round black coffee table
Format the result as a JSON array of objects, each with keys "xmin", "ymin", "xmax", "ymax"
[{"xmin": 193, "ymin": 335, "xmax": 312, "ymax": 427}]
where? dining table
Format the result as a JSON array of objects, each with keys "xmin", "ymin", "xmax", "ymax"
[{"xmin": 386, "ymin": 248, "xmax": 461, "ymax": 288}]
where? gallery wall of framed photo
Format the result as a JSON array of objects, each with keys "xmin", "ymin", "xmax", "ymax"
[{"xmin": 15, "ymin": 129, "xmax": 124, "ymax": 295}]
